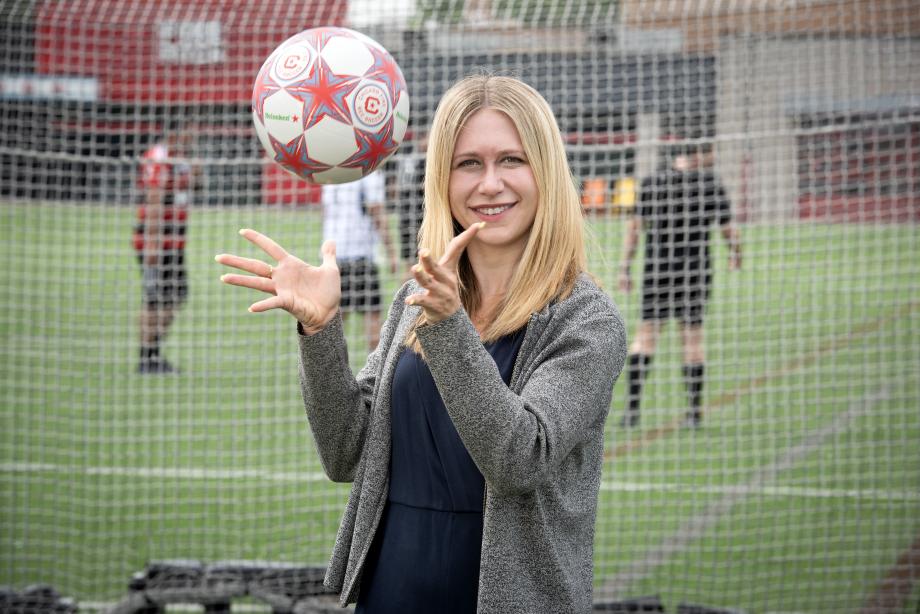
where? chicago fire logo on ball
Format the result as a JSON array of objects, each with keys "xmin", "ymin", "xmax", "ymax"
[
  {"xmin": 271, "ymin": 45, "xmax": 314, "ymax": 83},
  {"xmin": 252, "ymin": 26, "xmax": 410, "ymax": 185},
  {"xmin": 353, "ymin": 82, "xmax": 388, "ymax": 128}
]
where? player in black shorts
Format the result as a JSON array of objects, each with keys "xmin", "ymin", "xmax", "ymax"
[
  {"xmin": 618, "ymin": 142, "xmax": 742, "ymax": 428},
  {"xmin": 338, "ymin": 257, "xmax": 382, "ymax": 313}
]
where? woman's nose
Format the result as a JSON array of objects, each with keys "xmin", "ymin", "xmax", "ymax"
[{"xmin": 478, "ymin": 165, "xmax": 503, "ymax": 194}]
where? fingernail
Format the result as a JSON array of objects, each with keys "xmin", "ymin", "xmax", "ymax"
[
  {"xmin": 405, "ymin": 298, "xmax": 414, "ymax": 305},
  {"xmin": 239, "ymin": 229, "xmax": 248, "ymax": 235},
  {"xmin": 478, "ymin": 222, "xmax": 486, "ymax": 229}
]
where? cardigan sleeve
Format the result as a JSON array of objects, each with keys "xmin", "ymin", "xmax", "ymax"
[{"xmin": 298, "ymin": 284, "xmax": 412, "ymax": 482}]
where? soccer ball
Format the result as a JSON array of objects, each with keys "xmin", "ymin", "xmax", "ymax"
[{"xmin": 252, "ymin": 26, "xmax": 410, "ymax": 185}]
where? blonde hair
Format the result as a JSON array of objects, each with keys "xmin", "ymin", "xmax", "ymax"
[{"xmin": 407, "ymin": 74, "xmax": 587, "ymax": 348}]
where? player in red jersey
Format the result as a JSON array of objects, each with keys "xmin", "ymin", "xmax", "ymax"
[{"xmin": 133, "ymin": 118, "xmax": 196, "ymax": 374}]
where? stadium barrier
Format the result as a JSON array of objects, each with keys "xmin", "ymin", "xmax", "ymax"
[
  {"xmin": 107, "ymin": 561, "xmax": 338, "ymax": 614},
  {"xmin": 0, "ymin": 584, "xmax": 78, "ymax": 614}
]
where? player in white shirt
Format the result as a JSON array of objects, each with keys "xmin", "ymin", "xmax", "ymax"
[{"xmin": 321, "ymin": 171, "xmax": 399, "ymax": 351}]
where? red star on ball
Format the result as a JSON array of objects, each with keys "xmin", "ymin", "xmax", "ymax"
[
  {"xmin": 366, "ymin": 46, "xmax": 405, "ymax": 103},
  {"xmin": 287, "ymin": 57, "xmax": 360, "ymax": 129},
  {"xmin": 340, "ymin": 120, "xmax": 399, "ymax": 175}
]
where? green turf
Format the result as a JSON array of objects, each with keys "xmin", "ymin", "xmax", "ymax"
[{"xmin": 1, "ymin": 202, "xmax": 918, "ymax": 612}]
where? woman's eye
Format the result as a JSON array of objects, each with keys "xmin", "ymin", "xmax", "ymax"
[
  {"xmin": 502, "ymin": 156, "xmax": 525, "ymax": 165},
  {"xmin": 457, "ymin": 159, "xmax": 479, "ymax": 168}
]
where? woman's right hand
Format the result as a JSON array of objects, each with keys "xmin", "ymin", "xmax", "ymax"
[{"xmin": 216, "ymin": 229, "xmax": 341, "ymax": 332}]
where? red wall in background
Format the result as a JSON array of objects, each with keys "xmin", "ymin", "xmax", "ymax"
[
  {"xmin": 262, "ymin": 164, "xmax": 322, "ymax": 207},
  {"xmin": 797, "ymin": 120, "xmax": 919, "ymax": 223},
  {"xmin": 35, "ymin": 0, "xmax": 346, "ymax": 104}
]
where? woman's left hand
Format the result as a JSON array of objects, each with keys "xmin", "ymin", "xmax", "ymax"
[
  {"xmin": 405, "ymin": 222, "xmax": 484, "ymax": 323},
  {"xmin": 216, "ymin": 229, "xmax": 341, "ymax": 331}
]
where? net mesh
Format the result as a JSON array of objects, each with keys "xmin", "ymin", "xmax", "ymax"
[{"xmin": 1, "ymin": 1, "xmax": 919, "ymax": 612}]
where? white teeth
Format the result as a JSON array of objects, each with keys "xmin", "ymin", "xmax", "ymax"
[{"xmin": 478, "ymin": 205, "xmax": 510, "ymax": 215}]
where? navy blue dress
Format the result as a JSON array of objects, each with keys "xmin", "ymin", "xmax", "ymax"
[{"xmin": 356, "ymin": 329, "xmax": 525, "ymax": 613}]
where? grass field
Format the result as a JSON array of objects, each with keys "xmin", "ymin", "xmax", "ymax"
[{"xmin": 1, "ymin": 202, "xmax": 918, "ymax": 612}]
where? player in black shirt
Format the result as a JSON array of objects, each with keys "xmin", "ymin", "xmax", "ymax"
[{"xmin": 618, "ymin": 142, "xmax": 742, "ymax": 428}]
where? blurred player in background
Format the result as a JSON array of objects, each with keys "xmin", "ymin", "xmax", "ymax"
[
  {"xmin": 396, "ymin": 130, "xmax": 428, "ymax": 272},
  {"xmin": 321, "ymin": 171, "xmax": 399, "ymax": 352},
  {"xmin": 217, "ymin": 75, "xmax": 627, "ymax": 613},
  {"xmin": 133, "ymin": 117, "xmax": 197, "ymax": 374},
  {"xmin": 618, "ymin": 141, "xmax": 742, "ymax": 428}
]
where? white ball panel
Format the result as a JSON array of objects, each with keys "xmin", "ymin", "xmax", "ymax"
[
  {"xmin": 321, "ymin": 36, "xmax": 374, "ymax": 76},
  {"xmin": 252, "ymin": 110, "xmax": 275, "ymax": 157},
  {"xmin": 350, "ymin": 30, "xmax": 386, "ymax": 53},
  {"xmin": 262, "ymin": 90, "xmax": 305, "ymax": 145},
  {"xmin": 393, "ymin": 91, "xmax": 410, "ymax": 144},
  {"xmin": 313, "ymin": 166, "xmax": 365, "ymax": 185},
  {"xmin": 304, "ymin": 116, "xmax": 359, "ymax": 166}
]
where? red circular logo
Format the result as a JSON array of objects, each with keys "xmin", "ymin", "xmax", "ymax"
[
  {"xmin": 353, "ymin": 83, "xmax": 389, "ymax": 127},
  {"xmin": 273, "ymin": 45, "xmax": 313, "ymax": 81}
]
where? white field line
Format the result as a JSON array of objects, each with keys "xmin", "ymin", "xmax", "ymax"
[
  {"xmin": 599, "ymin": 387, "xmax": 893, "ymax": 598},
  {"xmin": 599, "ymin": 480, "xmax": 920, "ymax": 503},
  {"xmin": 2, "ymin": 453, "xmax": 918, "ymax": 503},
  {"xmin": 0, "ymin": 462, "xmax": 328, "ymax": 484},
  {"xmin": 78, "ymin": 602, "xmax": 271, "ymax": 613}
]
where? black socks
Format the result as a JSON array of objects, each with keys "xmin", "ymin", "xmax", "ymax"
[
  {"xmin": 682, "ymin": 363, "xmax": 705, "ymax": 418},
  {"xmin": 140, "ymin": 345, "xmax": 160, "ymax": 363},
  {"xmin": 624, "ymin": 356, "xmax": 705, "ymax": 427},
  {"xmin": 626, "ymin": 353, "xmax": 653, "ymax": 415}
]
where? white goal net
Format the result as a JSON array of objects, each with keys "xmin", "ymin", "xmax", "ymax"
[{"xmin": 1, "ymin": 1, "xmax": 918, "ymax": 612}]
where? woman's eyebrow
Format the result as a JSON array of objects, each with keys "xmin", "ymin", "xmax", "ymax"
[{"xmin": 452, "ymin": 149, "xmax": 525, "ymax": 160}]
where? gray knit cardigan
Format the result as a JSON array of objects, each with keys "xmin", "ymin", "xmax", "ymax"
[{"xmin": 297, "ymin": 273, "xmax": 627, "ymax": 612}]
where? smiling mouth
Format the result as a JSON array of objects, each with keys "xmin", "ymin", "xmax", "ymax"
[{"xmin": 472, "ymin": 203, "xmax": 515, "ymax": 216}]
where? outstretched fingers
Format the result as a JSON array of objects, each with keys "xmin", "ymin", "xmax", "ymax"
[
  {"xmin": 439, "ymin": 222, "xmax": 484, "ymax": 268},
  {"xmin": 320, "ymin": 240, "xmax": 337, "ymax": 269},
  {"xmin": 218, "ymin": 231, "xmax": 343, "ymax": 325},
  {"xmin": 239, "ymin": 228, "xmax": 288, "ymax": 261},
  {"xmin": 216, "ymin": 228, "xmax": 289, "ymax": 294},
  {"xmin": 414, "ymin": 251, "xmax": 444, "ymax": 286},
  {"xmin": 404, "ymin": 223, "xmax": 485, "ymax": 320},
  {"xmin": 248, "ymin": 295, "xmax": 285, "ymax": 313},
  {"xmin": 215, "ymin": 253, "xmax": 273, "ymax": 277},
  {"xmin": 219, "ymin": 272, "xmax": 275, "ymax": 294}
]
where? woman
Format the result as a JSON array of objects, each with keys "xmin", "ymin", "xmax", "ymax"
[{"xmin": 217, "ymin": 75, "xmax": 627, "ymax": 613}]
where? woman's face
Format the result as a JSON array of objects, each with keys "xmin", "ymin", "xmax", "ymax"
[{"xmin": 448, "ymin": 108, "xmax": 538, "ymax": 257}]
